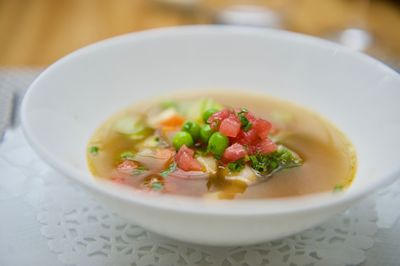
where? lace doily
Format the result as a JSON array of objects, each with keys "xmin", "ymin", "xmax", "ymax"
[{"xmin": 1, "ymin": 128, "xmax": 386, "ymax": 266}]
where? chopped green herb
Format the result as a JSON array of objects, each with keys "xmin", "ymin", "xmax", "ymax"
[
  {"xmin": 249, "ymin": 146, "xmax": 302, "ymax": 175},
  {"xmin": 160, "ymin": 162, "xmax": 177, "ymax": 177},
  {"xmin": 237, "ymin": 108, "xmax": 252, "ymax": 132},
  {"xmin": 227, "ymin": 159, "xmax": 245, "ymax": 173},
  {"xmin": 155, "ymin": 137, "xmax": 160, "ymax": 142},
  {"xmin": 132, "ymin": 166, "xmax": 147, "ymax": 175},
  {"xmin": 151, "ymin": 182, "xmax": 164, "ymax": 191},
  {"xmin": 333, "ymin": 185, "xmax": 344, "ymax": 192},
  {"xmin": 89, "ymin": 146, "xmax": 99, "ymax": 155},
  {"xmin": 120, "ymin": 151, "xmax": 135, "ymax": 161}
]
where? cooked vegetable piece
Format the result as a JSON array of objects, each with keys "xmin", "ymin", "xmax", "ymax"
[
  {"xmin": 160, "ymin": 162, "xmax": 177, "ymax": 177},
  {"xmin": 207, "ymin": 132, "xmax": 229, "ymax": 158},
  {"xmin": 148, "ymin": 108, "xmax": 184, "ymax": 128},
  {"xmin": 227, "ymin": 159, "xmax": 245, "ymax": 173},
  {"xmin": 237, "ymin": 108, "xmax": 252, "ymax": 132},
  {"xmin": 143, "ymin": 175, "xmax": 165, "ymax": 191},
  {"xmin": 203, "ymin": 108, "xmax": 219, "ymax": 122},
  {"xmin": 120, "ymin": 151, "xmax": 135, "ymax": 160},
  {"xmin": 175, "ymin": 145, "xmax": 202, "ymax": 171},
  {"xmin": 114, "ymin": 117, "xmax": 141, "ymax": 134},
  {"xmin": 333, "ymin": 184, "xmax": 344, "ymax": 192},
  {"xmin": 207, "ymin": 109, "xmax": 230, "ymax": 129},
  {"xmin": 200, "ymin": 124, "xmax": 213, "ymax": 143},
  {"xmin": 249, "ymin": 145, "xmax": 302, "ymax": 175},
  {"xmin": 160, "ymin": 100, "xmax": 177, "ymax": 109},
  {"xmin": 182, "ymin": 121, "xmax": 201, "ymax": 140},
  {"xmin": 173, "ymin": 131, "xmax": 194, "ymax": 149},
  {"xmin": 219, "ymin": 115, "xmax": 241, "ymax": 137},
  {"xmin": 253, "ymin": 119, "xmax": 272, "ymax": 139},
  {"xmin": 89, "ymin": 146, "xmax": 99, "ymax": 155},
  {"xmin": 222, "ymin": 143, "xmax": 247, "ymax": 162}
]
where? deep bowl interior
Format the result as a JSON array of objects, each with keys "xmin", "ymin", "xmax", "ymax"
[{"xmin": 22, "ymin": 26, "xmax": 400, "ymax": 214}]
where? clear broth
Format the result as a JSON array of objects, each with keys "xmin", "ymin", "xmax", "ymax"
[{"xmin": 88, "ymin": 91, "xmax": 356, "ymax": 199}]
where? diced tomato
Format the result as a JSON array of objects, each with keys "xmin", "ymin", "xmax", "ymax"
[
  {"xmin": 236, "ymin": 128, "xmax": 259, "ymax": 145},
  {"xmin": 219, "ymin": 115, "xmax": 241, "ymax": 137},
  {"xmin": 175, "ymin": 145, "xmax": 202, "ymax": 171},
  {"xmin": 207, "ymin": 109, "xmax": 230, "ymax": 130},
  {"xmin": 255, "ymin": 138, "xmax": 277, "ymax": 154},
  {"xmin": 222, "ymin": 143, "xmax": 247, "ymax": 162},
  {"xmin": 253, "ymin": 118, "xmax": 272, "ymax": 139},
  {"xmin": 245, "ymin": 112, "xmax": 256, "ymax": 123},
  {"xmin": 116, "ymin": 160, "xmax": 138, "ymax": 173}
]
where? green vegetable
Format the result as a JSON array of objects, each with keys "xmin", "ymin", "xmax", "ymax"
[
  {"xmin": 201, "ymin": 98, "xmax": 223, "ymax": 110},
  {"xmin": 114, "ymin": 116, "xmax": 153, "ymax": 140},
  {"xmin": 227, "ymin": 159, "xmax": 245, "ymax": 173},
  {"xmin": 132, "ymin": 166, "xmax": 147, "ymax": 175},
  {"xmin": 173, "ymin": 131, "xmax": 194, "ymax": 149},
  {"xmin": 237, "ymin": 108, "xmax": 252, "ymax": 132},
  {"xmin": 249, "ymin": 146, "xmax": 302, "ymax": 175},
  {"xmin": 160, "ymin": 162, "xmax": 177, "ymax": 177},
  {"xmin": 207, "ymin": 132, "xmax": 229, "ymax": 158},
  {"xmin": 120, "ymin": 151, "xmax": 135, "ymax": 161},
  {"xmin": 160, "ymin": 100, "xmax": 177, "ymax": 109},
  {"xmin": 89, "ymin": 146, "xmax": 99, "ymax": 155},
  {"xmin": 200, "ymin": 124, "xmax": 214, "ymax": 143},
  {"xmin": 182, "ymin": 121, "xmax": 201, "ymax": 140},
  {"xmin": 333, "ymin": 184, "xmax": 344, "ymax": 192},
  {"xmin": 203, "ymin": 108, "xmax": 219, "ymax": 123},
  {"xmin": 114, "ymin": 117, "xmax": 141, "ymax": 134},
  {"xmin": 151, "ymin": 182, "xmax": 164, "ymax": 191}
]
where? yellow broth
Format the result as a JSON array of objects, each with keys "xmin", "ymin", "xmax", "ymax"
[{"xmin": 87, "ymin": 91, "xmax": 356, "ymax": 199}]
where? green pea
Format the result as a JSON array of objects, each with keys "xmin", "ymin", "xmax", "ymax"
[
  {"xmin": 207, "ymin": 132, "xmax": 229, "ymax": 158},
  {"xmin": 173, "ymin": 131, "xmax": 194, "ymax": 150},
  {"xmin": 182, "ymin": 121, "xmax": 201, "ymax": 140},
  {"xmin": 200, "ymin": 124, "xmax": 213, "ymax": 143},
  {"xmin": 203, "ymin": 108, "xmax": 219, "ymax": 123}
]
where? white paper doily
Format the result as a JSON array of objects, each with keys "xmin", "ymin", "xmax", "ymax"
[{"xmin": 1, "ymin": 128, "xmax": 389, "ymax": 266}]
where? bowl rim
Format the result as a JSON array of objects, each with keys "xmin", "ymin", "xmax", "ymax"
[{"xmin": 21, "ymin": 25, "xmax": 400, "ymax": 216}]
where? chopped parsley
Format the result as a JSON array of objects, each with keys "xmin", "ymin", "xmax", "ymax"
[
  {"xmin": 160, "ymin": 162, "xmax": 177, "ymax": 177},
  {"xmin": 227, "ymin": 159, "xmax": 245, "ymax": 173},
  {"xmin": 333, "ymin": 184, "xmax": 344, "ymax": 192},
  {"xmin": 120, "ymin": 151, "xmax": 135, "ymax": 161},
  {"xmin": 151, "ymin": 182, "xmax": 164, "ymax": 191},
  {"xmin": 237, "ymin": 108, "xmax": 252, "ymax": 132},
  {"xmin": 132, "ymin": 166, "xmax": 147, "ymax": 175},
  {"xmin": 249, "ymin": 146, "xmax": 302, "ymax": 174},
  {"xmin": 89, "ymin": 146, "xmax": 99, "ymax": 155}
]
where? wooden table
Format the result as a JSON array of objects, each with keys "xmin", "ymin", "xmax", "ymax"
[{"xmin": 0, "ymin": 0, "xmax": 399, "ymax": 67}]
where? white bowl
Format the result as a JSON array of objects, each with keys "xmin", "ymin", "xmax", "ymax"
[{"xmin": 21, "ymin": 26, "xmax": 400, "ymax": 246}]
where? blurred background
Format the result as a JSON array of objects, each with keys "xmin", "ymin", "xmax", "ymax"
[{"xmin": 0, "ymin": 0, "xmax": 399, "ymax": 69}]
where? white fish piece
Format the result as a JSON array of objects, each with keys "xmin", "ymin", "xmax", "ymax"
[
  {"xmin": 196, "ymin": 156, "xmax": 217, "ymax": 175},
  {"xmin": 225, "ymin": 165, "xmax": 258, "ymax": 185}
]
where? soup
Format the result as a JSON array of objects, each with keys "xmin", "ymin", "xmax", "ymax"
[{"xmin": 87, "ymin": 91, "xmax": 356, "ymax": 199}]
